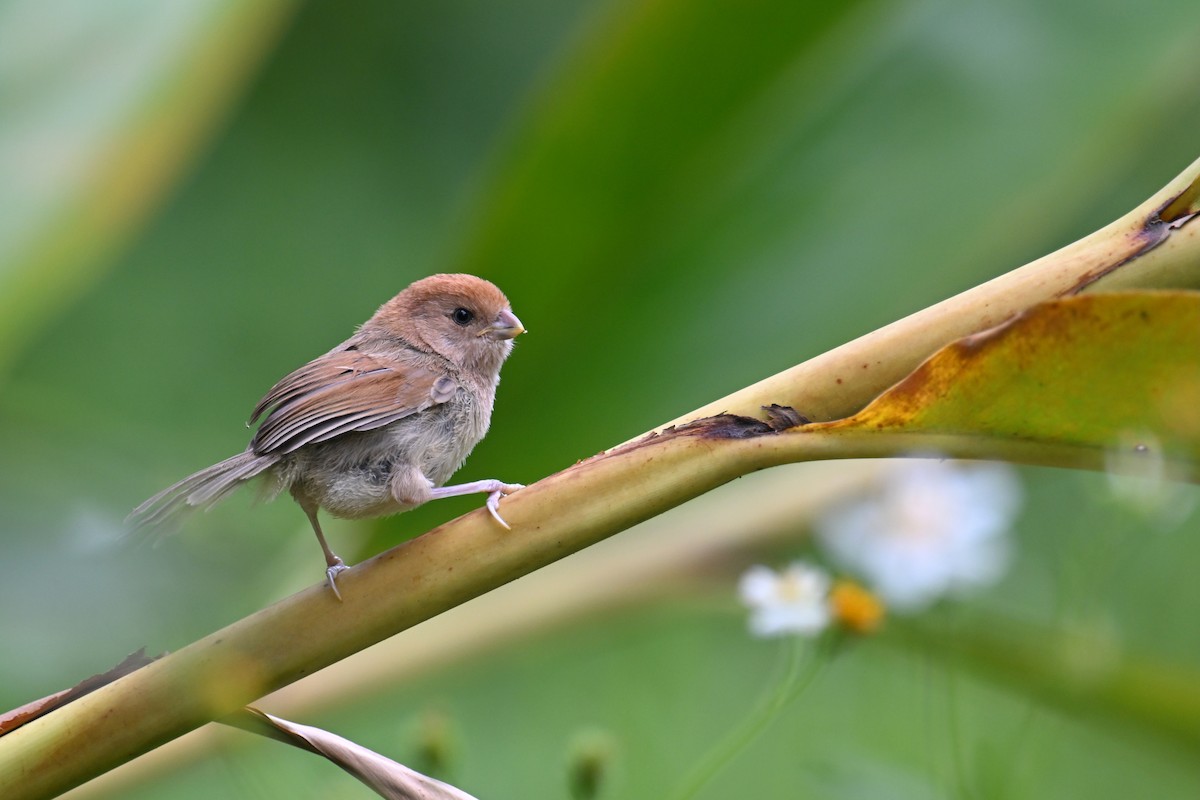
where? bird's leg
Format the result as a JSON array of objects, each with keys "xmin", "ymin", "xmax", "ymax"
[
  {"xmin": 428, "ymin": 479, "xmax": 525, "ymax": 529},
  {"xmin": 291, "ymin": 488, "xmax": 348, "ymax": 601}
]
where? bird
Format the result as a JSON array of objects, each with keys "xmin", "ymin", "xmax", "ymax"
[{"xmin": 128, "ymin": 273, "xmax": 525, "ymax": 599}]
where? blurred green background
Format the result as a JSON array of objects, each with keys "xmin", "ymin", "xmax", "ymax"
[{"xmin": 2, "ymin": 0, "xmax": 1199, "ymax": 797}]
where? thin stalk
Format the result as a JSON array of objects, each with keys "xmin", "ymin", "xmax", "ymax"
[{"xmin": 670, "ymin": 636, "xmax": 825, "ymax": 800}]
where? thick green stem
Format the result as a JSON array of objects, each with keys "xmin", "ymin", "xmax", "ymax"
[{"xmin": 0, "ymin": 422, "xmax": 765, "ymax": 799}]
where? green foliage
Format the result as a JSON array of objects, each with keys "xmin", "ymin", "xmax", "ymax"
[
  {"xmin": 814, "ymin": 292, "xmax": 1200, "ymax": 475},
  {"xmin": 0, "ymin": 0, "xmax": 295, "ymax": 377}
]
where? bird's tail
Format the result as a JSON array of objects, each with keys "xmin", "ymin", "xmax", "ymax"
[{"xmin": 127, "ymin": 450, "xmax": 280, "ymax": 531}]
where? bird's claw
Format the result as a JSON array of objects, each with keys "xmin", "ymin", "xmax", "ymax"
[
  {"xmin": 326, "ymin": 558, "xmax": 350, "ymax": 601},
  {"xmin": 486, "ymin": 483, "xmax": 524, "ymax": 530}
]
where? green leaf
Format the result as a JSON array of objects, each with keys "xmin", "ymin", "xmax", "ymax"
[
  {"xmin": 814, "ymin": 291, "xmax": 1200, "ymax": 475},
  {"xmin": 456, "ymin": 0, "xmax": 870, "ymax": 278},
  {"xmin": 0, "ymin": 0, "xmax": 296, "ymax": 380}
]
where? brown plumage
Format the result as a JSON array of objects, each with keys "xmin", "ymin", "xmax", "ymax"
[{"xmin": 129, "ymin": 274, "xmax": 525, "ymax": 598}]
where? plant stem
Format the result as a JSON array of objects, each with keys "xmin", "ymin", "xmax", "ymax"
[{"xmin": 671, "ymin": 636, "xmax": 825, "ymax": 800}]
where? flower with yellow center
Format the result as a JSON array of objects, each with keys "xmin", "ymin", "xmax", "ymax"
[{"xmin": 738, "ymin": 562, "xmax": 831, "ymax": 638}]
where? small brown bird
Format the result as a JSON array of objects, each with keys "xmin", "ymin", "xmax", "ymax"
[{"xmin": 129, "ymin": 274, "xmax": 525, "ymax": 598}]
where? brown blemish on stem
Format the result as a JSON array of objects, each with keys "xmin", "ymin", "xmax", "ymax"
[
  {"xmin": 0, "ymin": 650, "xmax": 158, "ymax": 738},
  {"xmin": 762, "ymin": 404, "xmax": 811, "ymax": 430},
  {"xmin": 1068, "ymin": 175, "xmax": 1200, "ymax": 293},
  {"xmin": 613, "ymin": 405, "xmax": 810, "ymax": 457}
]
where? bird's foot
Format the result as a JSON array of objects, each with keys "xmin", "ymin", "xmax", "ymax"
[
  {"xmin": 428, "ymin": 478, "xmax": 524, "ymax": 529},
  {"xmin": 486, "ymin": 482, "xmax": 524, "ymax": 530},
  {"xmin": 325, "ymin": 558, "xmax": 350, "ymax": 601}
]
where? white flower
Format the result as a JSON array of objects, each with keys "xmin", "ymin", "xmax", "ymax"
[
  {"xmin": 738, "ymin": 562, "xmax": 832, "ymax": 638},
  {"xmin": 815, "ymin": 459, "xmax": 1021, "ymax": 612}
]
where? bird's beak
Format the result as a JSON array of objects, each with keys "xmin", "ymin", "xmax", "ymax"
[{"xmin": 482, "ymin": 309, "xmax": 525, "ymax": 340}]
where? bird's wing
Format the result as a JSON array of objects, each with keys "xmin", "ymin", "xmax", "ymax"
[{"xmin": 248, "ymin": 348, "xmax": 457, "ymax": 454}]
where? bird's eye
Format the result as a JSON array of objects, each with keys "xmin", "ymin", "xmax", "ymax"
[{"xmin": 452, "ymin": 307, "xmax": 474, "ymax": 326}]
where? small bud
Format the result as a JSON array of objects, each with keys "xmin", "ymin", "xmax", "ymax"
[
  {"xmin": 409, "ymin": 708, "xmax": 458, "ymax": 781},
  {"xmin": 567, "ymin": 729, "xmax": 617, "ymax": 800}
]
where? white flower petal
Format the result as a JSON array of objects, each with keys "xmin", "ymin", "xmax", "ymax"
[
  {"xmin": 738, "ymin": 565, "xmax": 783, "ymax": 608},
  {"xmin": 814, "ymin": 458, "xmax": 1022, "ymax": 613},
  {"xmin": 738, "ymin": 562, "xmax": 832, "ymax": 638}
]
